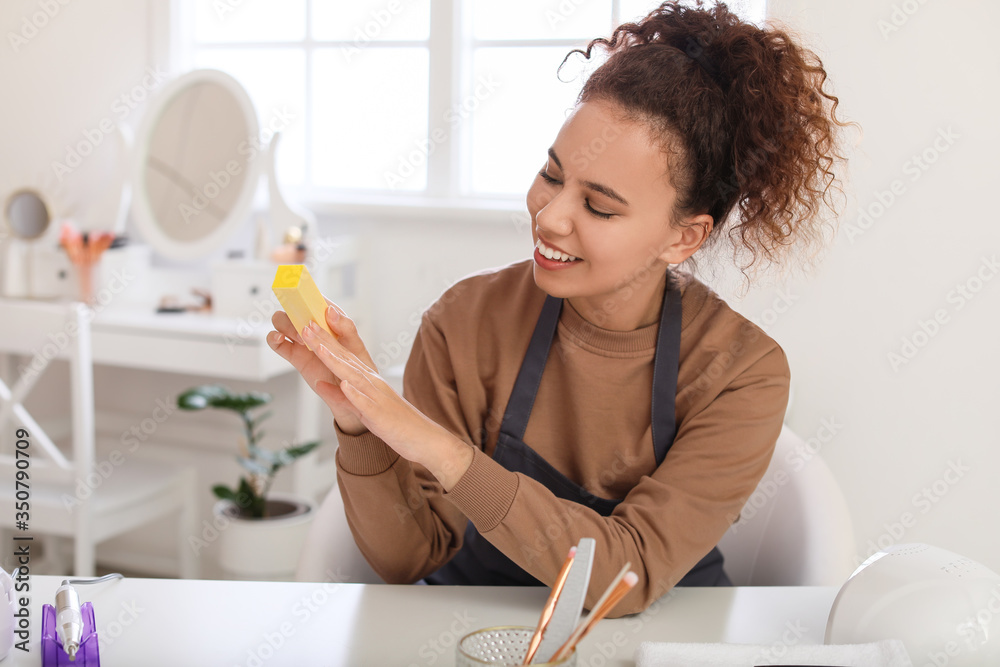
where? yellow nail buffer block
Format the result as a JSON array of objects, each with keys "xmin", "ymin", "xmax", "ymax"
[{"xmin": 272, "ymin": 265, "xmax": 336, "ymax": 338}]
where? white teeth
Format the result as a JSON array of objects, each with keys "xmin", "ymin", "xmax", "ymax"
[{"xmin": 536, "ymin": 239, "xmax": 578, "ymax": 262}]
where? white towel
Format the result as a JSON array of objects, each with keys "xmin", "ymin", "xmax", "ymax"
[{"xmin": 634, "ymin": 639, "xmax": 913, "ymax": 667}]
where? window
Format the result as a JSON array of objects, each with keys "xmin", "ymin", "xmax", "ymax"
[{"xmin": 175, "ymin": 0, "xmax": 766, "ymax": 214}]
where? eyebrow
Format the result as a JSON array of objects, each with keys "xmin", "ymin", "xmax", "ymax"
[{"xmin": 548, "ymin": 147, "xmax": 630, "ymax": 207}]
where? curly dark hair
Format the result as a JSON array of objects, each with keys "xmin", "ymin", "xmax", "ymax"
[{"xmin": 565, "ymin": 0, "xmax": 857, "ymax": 280}]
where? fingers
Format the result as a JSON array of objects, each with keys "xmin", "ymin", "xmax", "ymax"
[
  {"xmin": 315, "ymin": 379, "xmax": 363, "ymax": 420},
  {"xmin": 302, "ymin": 320, "xmax": 347, "ymax": 358},
  {"xmin": 323, "ymin": 302, "xmax": 378, "ymax": 371},
  {"xmin": 271, "ymin": 310, "xmax": 303, "ymax": 345},
  {"xmin": 318, "ymin": 347, "xmax": 379, "ymax": 416},
  {"xmin": 316, "ymin": 342, "xmax": 372, "ymax": 388},
  {"xmin": 339, "ymin": 378, "xmax": 377, "ymax": 412},
  {"xmin": 266, "ymin": 330, "xmax": 296, "ymax": 360}
]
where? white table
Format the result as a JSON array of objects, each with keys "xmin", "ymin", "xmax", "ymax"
[{"xmin": 8, "ymin": 577, "xmax": 838, "ymax": 666}]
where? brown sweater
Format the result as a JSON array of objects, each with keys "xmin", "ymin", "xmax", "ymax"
[{"xmin": 334, "ymin": 259, "xmax": 790, "ymax": 616}]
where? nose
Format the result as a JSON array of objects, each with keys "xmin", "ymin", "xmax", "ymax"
[{"xmin": 534, "ymin": 189, "xmax": 575, "ymax": 239}]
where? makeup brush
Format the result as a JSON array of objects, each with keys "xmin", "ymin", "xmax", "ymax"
[
  {"xmin": 59, "ymin": 222, "xmax": 84, "ymax": 265},
  {"xmin": 522, "ymin": 546, "xmax": 577, "ymax": 665},
  {"xmin": 86, "ymin": 230, "xmax": 115, "ymax": 263},
  {"xmin": 550, "ymin": 565, "xmax": 638, "ymax": 662}
]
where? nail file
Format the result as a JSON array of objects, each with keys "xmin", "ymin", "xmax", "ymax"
[
  {"xmin": 272, "ymin": 264, "xmax": 335, "ymax": 338},
  {"xmin": 533, "ymin": 537, "xmax": 595, "ymax": 664}
]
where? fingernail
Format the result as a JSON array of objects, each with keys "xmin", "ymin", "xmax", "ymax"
[
  {"xmin": 302, "ymin": 325, "xmax": 314, "ymax": 338},
  {"xmin": 327, "ymin": 305, "xmax": 339, "ymax": 321}
]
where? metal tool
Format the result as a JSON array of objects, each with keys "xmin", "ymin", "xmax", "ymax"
[{"xmin": 532, "ymin": 537, "xmax": 595, "ymax": 663}]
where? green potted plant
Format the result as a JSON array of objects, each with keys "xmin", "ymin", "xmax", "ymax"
[{"xmin": 177, "ymin": 384, "xmax": 321, "ymax": 580}]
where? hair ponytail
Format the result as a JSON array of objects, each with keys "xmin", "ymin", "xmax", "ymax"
[{"xmin": 567, "ymin": 0, "xmax": 857, "ymax": 280}]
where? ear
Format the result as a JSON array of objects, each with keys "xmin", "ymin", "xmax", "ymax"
[{"xmin": 656, "ymin": 213, "xmax": 714, "ymax": 264}]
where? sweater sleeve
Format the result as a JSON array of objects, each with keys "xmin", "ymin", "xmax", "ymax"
[
  {"xmin": 443, "ymin": 342, "xmax": 791, "ymax": 617},
  {"xmin": 333, "ymin": 310, "xmax": 476, "ymax": 583}
]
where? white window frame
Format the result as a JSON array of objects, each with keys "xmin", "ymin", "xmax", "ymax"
[{"xmin": 154, "ymin": 1, "xmax": 764, "ymax": 224}]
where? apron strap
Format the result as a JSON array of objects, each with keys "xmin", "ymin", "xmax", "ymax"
[
  {"xmin": 499, "ymin": 271, "xmax": 682, "ymax": 466},
  {"xmin": 498, "ymin": 295, "xmax": 563, "ymax": 441},
  {"xmin": 651, "ymin": 272, "xmax": 682, "ymax": 464}
]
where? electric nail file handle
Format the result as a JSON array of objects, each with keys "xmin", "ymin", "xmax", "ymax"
[{"xmin": 55, "ymin": 584, "xmax": 82, "ymax": 661}]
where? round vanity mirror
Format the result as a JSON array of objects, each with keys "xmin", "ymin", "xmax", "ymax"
[
  {"xmin": 131, "ymin": 69, "xmax": 260, "ymax": 261},
  {"xmin": 4, "ymin": 189, "xmax": 51, "ymax": 240}
]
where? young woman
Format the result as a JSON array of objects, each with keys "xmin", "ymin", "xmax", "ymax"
[{"xmin": 268, "ymin": 1, "xmax": 850, "ymax": 616}]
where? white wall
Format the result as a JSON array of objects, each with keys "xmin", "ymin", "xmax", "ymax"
[
  {"xmin": 0, "ymin": 0, "xmax": 151, "ymax": 229},
  {"xmin": 2, "ymin": 0, "xmax": 997, "ymax": 578},
  {"xmin": 0, "ymin": 0, "xmax": 529, "ymax": 577},
  {"xmin": 741, "ymin": 0, "xmax": 1000, "ymax": 571}
]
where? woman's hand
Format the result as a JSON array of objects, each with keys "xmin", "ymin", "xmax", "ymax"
[
  {"xmin": 267, "ymin": 299, "xmax": 373, "ymax": 436},
  {"xmin": 299, "ymin": 321, "xmax": 474, "ymax": 490}
]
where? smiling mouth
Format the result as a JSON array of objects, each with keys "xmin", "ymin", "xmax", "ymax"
[{"xmin": 535, "ymin": 239, "xmax": 582, "ymax": 262}]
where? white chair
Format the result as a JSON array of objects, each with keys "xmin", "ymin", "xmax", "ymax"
[
  {"xmin": 0, "ymin": 299, "xmax": 198, "ymax": 578},
  {"xmin": 717, "ymin": 423, "xmax": 856, "ymax": 585},
  {"xmin": 295, "ymin": 477, "xmax": 382, "ymax": 584}
]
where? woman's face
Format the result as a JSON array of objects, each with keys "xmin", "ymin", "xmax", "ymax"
[{"xmin": 526, "ymin": 99, "xmax": 710, "ymax": 328}]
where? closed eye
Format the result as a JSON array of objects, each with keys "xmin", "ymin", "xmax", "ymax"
[
  {"xmin": 538, "ymin": 170, "xmax": 560, "ymax": 185},
  {"xmin": 538, "ymin": 170, "xmax": 615, "ymax": 220}
]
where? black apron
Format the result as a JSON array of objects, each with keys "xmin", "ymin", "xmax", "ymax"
[{"xmin": 426, "ymin": 270, "xmax": 729, "ymax": 587}]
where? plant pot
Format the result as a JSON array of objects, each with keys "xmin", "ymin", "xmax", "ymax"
[{"xmin": 212, "ymin": 493, "xmax": 315, "ymax": 581}]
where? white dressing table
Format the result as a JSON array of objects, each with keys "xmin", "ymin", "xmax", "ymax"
[
  {"xmin": 89, "ymin": 306, "xmax": 336, "ymax": 501},
  {"xmin": 84, "ymin": 250, "xmax": 364, "ymax": 502}
]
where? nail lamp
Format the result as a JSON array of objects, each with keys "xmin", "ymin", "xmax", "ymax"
[{"xmin": 826, "ymin": 543, "xmax": 1000, "ymax": 666}]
